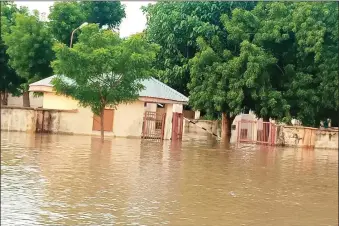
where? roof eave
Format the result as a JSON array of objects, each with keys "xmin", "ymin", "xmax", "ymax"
[
  {"xmin": 29, "ymin": 85, "xmax": 54, "ymax": 93},
  {"xmin": 139, "ymin": 96, "xmax": 188, "ymax": 105}
]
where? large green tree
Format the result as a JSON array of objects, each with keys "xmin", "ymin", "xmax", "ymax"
[
  {"xmin": 48, "ymin": 1, "xmax": 125, "ymax": 46},
  {"xmin": 188, "ymin": 2, "xmax": 338, "ymax": 141},
  {"xmin": 142, "ymin": 2, "xmax": 256, "ymax": 96},
  {"xmin": 3, "ymin": 10, "xmax": 55, "ymax": 107},
  {"xmin": 223, "ymin": 2, "xmax": 338, "ymax": 126},
  {"xmin": 52, "ymin": 24, "xmax": 159, "ymax": 142},
  {"xmin": 0, "ymin": 2, "xmax": 28, "ymax": 105}
]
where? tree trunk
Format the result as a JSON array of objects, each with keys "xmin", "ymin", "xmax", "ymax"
[
  {"xmin": 100, "ymin": 108, "xmax": 105, "ymax": 143},
  {"xmin": 1, "ymin": 91, "xmax": 9, "ymax": 106},
  {"xmin": 263, "ymin": 116, "xmax": 270, "ymax": 142},
  {"xmin": 221, "ymin": 112, "xmax": 233, "ymax": 143},
  {"xmin": 23, "ymin": 91, "xmax": 30, "ymax": 107}
]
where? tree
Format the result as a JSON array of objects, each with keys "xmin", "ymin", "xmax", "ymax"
[
  {"xmin": 48, "ymin": 1, "xmax": 125, "ymax": 46},
  {"xmin": 142, "ymin": 2, "xmax": 256, "ymax": 96},
  {"xmin": 188, "ymin": 2, "xmax": 338, "ymax": 142},
  {"xmin": 223, "ymin": 2, "xmax": 338, "ymax": 126},
  {"xmin": 48, "ymin": 2, "xmax": 86, "ymax": 46},
  {"xmin": 3, "ymin": 10, "xmax": 55, "ymax": 107},
  {"xmin": 189, "ymin": 37, "xmax": 282, "ymax": 142},
  {"xmin": 0, "ymin": 2, "xmax": 28, "ymax": 105},
  {"xmin": 51, "ymin": 24, "xmax": 159, "ymax": 142},
  {"xmin": 80, "ymin": 1, "xmax": 125, "ymax": 29}
]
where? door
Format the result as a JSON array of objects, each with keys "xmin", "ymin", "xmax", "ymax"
[{"xmin": 92, "ymin": 109, "xmax": 114, "ymax": 132}]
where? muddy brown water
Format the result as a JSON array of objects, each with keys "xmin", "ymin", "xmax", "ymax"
[{"xmin": 1, "ymin": 131, "xmax": 338, "ymax": 226}]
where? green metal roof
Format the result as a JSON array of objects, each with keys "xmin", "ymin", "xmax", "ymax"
[{"xmin": 30, "ymin": 75, "xmax": 188, "ymax": 103}]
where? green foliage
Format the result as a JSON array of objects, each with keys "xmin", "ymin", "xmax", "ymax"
[
  {"xmin": 80, "ymin": 1, "xmax": 125, "ymax": 28},
  {"xmin": 143, "ymin": 2, "xmax": 256, "ymax": 96},
  {"xmin": 3, "ymin": 11, "xmax": 55, "ymax": 90},
  {"xmin": 48, "ymin": 1, "xmax": 125, "ymax": 46},
  {"xmin": 0, "ymin": 2, "xmax": 28, "ymax": 95},
  {"xmin": 189, "ymin": 2, "xmax": 338, "ymax": 126},
  {"xmin": 48, "ymin": 2, "xmax": 86, "ymax": 46},
  {"xmin": 52, "ymin": 24, "xmax": 159, "ymax": 115}
]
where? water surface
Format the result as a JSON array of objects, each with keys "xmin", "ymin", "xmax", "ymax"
[{"xmin": 1, "ymin": 131, "xmax": 338, "ymax": 225}]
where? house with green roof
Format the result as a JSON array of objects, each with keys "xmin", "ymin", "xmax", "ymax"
[{"xmin": 29, "ymin": 75, "xmax": 188, "ymax": 139}]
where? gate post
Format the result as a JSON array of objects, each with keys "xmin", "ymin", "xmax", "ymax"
[
  {"xmin": 161, "ymin": 113, "xmax": 166, "ymax": 140},
  {"xmin": 171, "ymin": 112, "xmax": 184, "ymax": 140},
  {"xmin": 172, "ymin": 112, "xmax": 178, "ymax": 140}
]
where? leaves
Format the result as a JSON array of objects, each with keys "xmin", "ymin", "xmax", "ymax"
[
  {"xmin": 48, "ymin": 1, "xmax": 126, "ymax": 46},
  {"xmin": 143, "ymin": 2, "xmax": 256, "ymax": 96},
  {"xmin": 0, "ymin": 2, "xmax": 28, "ymax": 95},
  {"xmin": 52, "ymin": 24, "xmax": 159, "ymax": 115},
  {"xmin": 188, "ymin": 2, "xmax": 338, "ymax": 126},
  {"xmin": 3, "ymin": 12, "xmax": 54, "ymax": 86}
]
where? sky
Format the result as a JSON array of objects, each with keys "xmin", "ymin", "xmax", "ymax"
[{"xmin": 15, "ymin": 1, "xmax": 154, "ymax": 37}]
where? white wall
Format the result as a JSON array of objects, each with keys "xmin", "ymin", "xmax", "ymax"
[
  {"xmin": 231, "ymin": 113, "xmax": 257, "ymax": 143},
  {"xmin": 43, "ymin": 92, "xmax": 78, "ymax": 110},
  {"xmin": 113, "ymin": 101, "xmax": 145, "ymax": 137},
  {"xmin": 7, "ymin": 93, "xmax": 43, "ymax": 108}
]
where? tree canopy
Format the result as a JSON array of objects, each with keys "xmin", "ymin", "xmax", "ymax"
[
  {"xmin": 142, "ymin": 2, "xmax": 256, "ymax": 96},
  {"xmin": 144, "ymin": 2, "xmax": 338, "ymax": 133},
  {"xmin": 0, "ymin": 2, "xmax": 28, "ymax": 104},
  {"xmin": 48, "ymin": 1, "xmax": 126, "ymax": 46},
  {"xmin": 3, "ymin": 9, "xmax": 55, "ymax": 106},
  {"xmin": 52, "ymin": 24, "xmax": 159, "ymax": 141}
]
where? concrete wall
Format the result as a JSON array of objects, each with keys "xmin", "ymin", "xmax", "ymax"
[
  {"xmin": 7, "ymin": 93, "xmax": 43, "ymax": 108},
  {"xmin": 276, "ymin": 125, "xmax": 338, "ymax": 150},
  {"xmin": 113, "ymin": 101, "xmax": 145, "ymax": 138},
  {"xmin": 43, "ymin": 92, "xmax": 78, "ymax": 110},
  {"xmin": 1, "ymin": 107, "xmax": 37, "ymax": 132},
  {"xmin": 1, "ymin": 101, "xmax": 146, "ymax": 138},
  {"xmin": 3, "ymin": 94, "xmax": 185, "ymax": 140},
  {"xmin": 42, "ymin": 93, "xmax": 146, "ymax": 137},
  {"xmin": 184, "ymin": 119, "xmax": 219, "ymax": 135},
  {"xmin": 58, "ymin": 107, "xmax": 93, "ymax": 135}
]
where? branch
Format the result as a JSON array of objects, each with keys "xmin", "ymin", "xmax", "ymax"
[
  {"xmin": 109, "ymin": 71, "xmax": 123, "ymax": 89},
  {"xmin": 275, "ymin": 64, "xmax": 285, "ymax": 76}
]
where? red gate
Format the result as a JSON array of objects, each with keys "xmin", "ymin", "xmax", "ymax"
[
  {"xmin": 237, "ymin": 120, "xmax": 276, "ymax": 145},
  {"xmin": 172, "ymin": 112, "xmax": 183, "ymax": 140},
  {"xmin": 142, "ymin": 111, "xmax": 166, "ymax": 140}
]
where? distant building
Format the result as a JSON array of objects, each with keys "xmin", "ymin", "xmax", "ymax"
[{"xmin": 28, "ymin": 75, "xmax": 188, "ymax": 139}]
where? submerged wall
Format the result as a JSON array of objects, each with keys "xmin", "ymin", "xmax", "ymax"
[
  {"xmin": 0, "ymin": 106, "xmax": 90, "ymax": 135},
  {"xmin": 276, "ymin": 125, "xmax": 338, "ymax": 150},
  {"xmin": 183, "ymin": 119, "xmax": 219, "ymax": 136},
  {"xmin": 1, "ymin": 104, "xmax": 143, "ymax": 138}
]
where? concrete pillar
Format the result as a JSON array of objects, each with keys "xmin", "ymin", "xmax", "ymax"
[
  {"xmin": 172, "ymin": 104, "xmax": 183, "ymax": 113},
  {"xmin": 194, "ymin": 110, "xmax": 200, "ymax": 119},
  {"xmin": 163, "ymin": 104, "xmax": 173, "ymax": 140}
]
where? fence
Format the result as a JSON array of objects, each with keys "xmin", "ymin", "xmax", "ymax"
[
  {"xmin": 141, "ymin": 111, "xmax": 166, "ymax": 140},
  {"xmin": 237, "ymin": 120, "xmax": 276, "ymax": 145}
]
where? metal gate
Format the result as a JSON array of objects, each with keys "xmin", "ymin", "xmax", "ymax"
[
  {"xmin": 172, "ymin": 112, "xmax": 184, "ymax": 140},
  {"xmin": 142, "ymin": 111, "xmax": 166, "ymax": 139},
  {"xmin": 237, "ymin": 120, "xmax": 276, "ymax": 145}
]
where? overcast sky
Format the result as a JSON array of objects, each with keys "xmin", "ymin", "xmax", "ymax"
[{"xmin": 15, "ymin": 1, "xmax": 154, "ymax": 37}]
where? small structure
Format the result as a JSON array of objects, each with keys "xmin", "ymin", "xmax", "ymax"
[{"xmin": 28, "ymin": 75, "xmax": 188, "ymax": 140}]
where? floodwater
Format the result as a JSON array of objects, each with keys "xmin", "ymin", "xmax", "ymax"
[{"xmin": 1, "ymin": 131, "xmax": 338, "ymax": 226}]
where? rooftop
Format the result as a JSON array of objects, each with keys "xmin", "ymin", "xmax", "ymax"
[{"xmin": 29, "ymin": 75, "xmax": 189, "ymax": 104}]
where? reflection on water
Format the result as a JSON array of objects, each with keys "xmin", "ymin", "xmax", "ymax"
[{"xmin": 1, "ymin": 131, "xmax": 338, "ymax": 226}]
